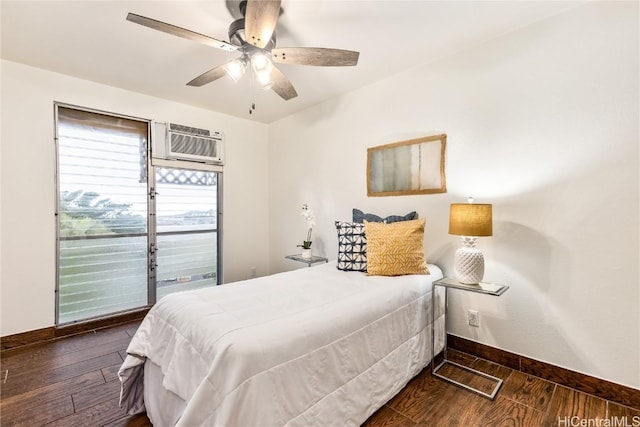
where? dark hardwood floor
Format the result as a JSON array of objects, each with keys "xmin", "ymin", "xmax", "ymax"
[{"xmin": 1, "ymin": 322, "xmax": 638, "ymax": 426}]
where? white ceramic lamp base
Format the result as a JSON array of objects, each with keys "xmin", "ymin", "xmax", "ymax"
[{"xmin": 454, "ymin": 245, "xmax": 485, "ymax": 285}]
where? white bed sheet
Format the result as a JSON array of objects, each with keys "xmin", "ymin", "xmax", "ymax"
[{"xmin": 119, "ymin": 262, "xmax": 445, "ymax": 426}]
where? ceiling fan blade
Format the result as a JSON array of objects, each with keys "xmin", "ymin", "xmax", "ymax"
[
  {"xmin": 126, "ymin": 13, "xmax": 237, "ymax": 52},
  {"xmin": 187, "ymin": 63, "xmax": 231, "ymax": 87},
  {"xmin": 244, "ymin": 0, "xmax": 281, "ymax": 49},
  {"xmin": 270, "ymin": 66, "xmax": 297, "ymax": 100},
  {"xmin": 272, "ymin": 48, "xmax": 359, "ymax": 66}
]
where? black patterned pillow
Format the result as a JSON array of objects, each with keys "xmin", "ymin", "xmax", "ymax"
[
  {"xmin": 335, "ymin": 221, "xmax": 367, "ymax": 272},
  {"xmin": 352, "ymin": 208, "xmax": 418, "ymax": 224}
]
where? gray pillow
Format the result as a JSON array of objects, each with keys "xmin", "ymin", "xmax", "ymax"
[{"xmin": 352, "ymin": 208, "xmax": 417, "ymax": 224}]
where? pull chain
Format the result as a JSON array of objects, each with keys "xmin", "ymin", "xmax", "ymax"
[{"xmin": 249, "ymin": 64, "xmax": 256, "ymax": 114}]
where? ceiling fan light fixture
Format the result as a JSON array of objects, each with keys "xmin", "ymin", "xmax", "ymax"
[
  {"xmin": 251, "ymin": 52, "xmax": 273, "ymax": 74},
  {"xmin": 251, "ymin": 52, "xmax": 274, "ymax": 87},
  {"xmin": 226, "ymin": 57, "xmax": 247, "ymax": 82},
  {"xmin": 256, "ymin": 69, "xmax": 273, "ymax": 87}
]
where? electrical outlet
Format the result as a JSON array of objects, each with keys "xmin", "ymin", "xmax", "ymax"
[
  {"xmin": 250, "ymin": 267, "xmax": 257, "ymax": 278},
  {"xmin": 468, "ymin": 310, "xmax": 479, "ymax": 327}
]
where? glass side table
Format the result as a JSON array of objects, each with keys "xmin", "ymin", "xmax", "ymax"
[
  {"xmin": 285, "ymin": 254, "xmax": 329, "ymax": 267},
  {"xmin": 432, "ymin": 276, "xmax": 509, "ymax": 400}
]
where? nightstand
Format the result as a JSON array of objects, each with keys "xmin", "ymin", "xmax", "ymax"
[
  {"xmin": 432, "ymin": 276, "xmax": 509, "ymax": 399},
  {"xmin": 285, "ymin": 254, "xmax": 329, "ymax": 267}
]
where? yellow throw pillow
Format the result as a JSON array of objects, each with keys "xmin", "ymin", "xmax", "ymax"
[{"xmin": 364, "ymin": 219, "xmax": 430, "ymax": 276}]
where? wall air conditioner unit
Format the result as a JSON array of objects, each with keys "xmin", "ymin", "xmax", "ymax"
[{"xmin": 152, "ymin": 122, "xmax": 224, "ymax": 165}]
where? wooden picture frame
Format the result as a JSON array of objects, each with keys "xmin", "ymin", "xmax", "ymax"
[{"xmin": 367, "ymin": 134, "xmax": 447, "ymax": 197}]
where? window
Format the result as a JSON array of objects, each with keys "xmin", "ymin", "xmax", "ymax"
[
  {"xmin": 154, "ymin": 167, "xmax": 219, "ymax": 300},
  {"xmin": 55, "ymin": 105, "xmax": 221, "ymax": 325}
]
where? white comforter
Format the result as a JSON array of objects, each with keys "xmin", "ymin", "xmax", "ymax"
[{"xmin": 119, "ymin": 262, "xmax": 443, "ymax": 426}]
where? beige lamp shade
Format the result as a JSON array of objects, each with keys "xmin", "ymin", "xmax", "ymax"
[{"xmin": 449, "ymin": 203, "xmax": 493, "ymax": 237}]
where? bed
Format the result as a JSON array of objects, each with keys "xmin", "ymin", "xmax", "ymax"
[{"xmin": 119, "ymin": 261, "xmax": 445, "ymax": 426}]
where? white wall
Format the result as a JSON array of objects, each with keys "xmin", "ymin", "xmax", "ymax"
[
  {"xmin": 268, "ymin": 2, "xmax": 639, "ymax": 388},
  {"xmin": 0, "ymin": 60, "xmax": 270, "ymax": 336}
]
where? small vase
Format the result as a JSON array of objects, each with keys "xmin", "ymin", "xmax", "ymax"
[{"xmin": 301, "ymin": 248, "xmax": 312, "ymax": 259}]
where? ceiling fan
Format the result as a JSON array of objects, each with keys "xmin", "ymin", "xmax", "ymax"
[{"xmin": 127, "ymin": 0, "xmax": 359, "ymax": 111}]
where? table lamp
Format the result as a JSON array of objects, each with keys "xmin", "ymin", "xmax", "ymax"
[{"xmin": 449, "ymin": 198, "xmax": 492, "ymax": 284}]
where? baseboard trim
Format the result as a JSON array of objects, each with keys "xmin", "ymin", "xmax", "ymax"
[
  {"xmin": 1, "ymin": 308, "xmax": 149, "ymax": 352},
  {"xmin": 447, "ymin": 333, "xmax": 640, "ymax": 409}
]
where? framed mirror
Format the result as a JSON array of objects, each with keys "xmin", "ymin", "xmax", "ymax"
[{"xmin": 367, "ymin": 134, "xmax": 447, "ymax": 197}]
